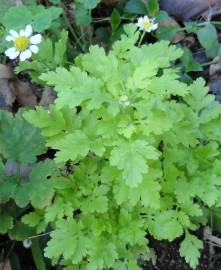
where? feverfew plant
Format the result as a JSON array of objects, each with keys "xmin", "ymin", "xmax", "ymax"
[
  {"xmin": 136, "ymin": 15, "xmax": 158, "ymax": 32},
  {"xmin": 24, "ymin": 24, "xmax": 221, "ymax": 269},
  {"xmin": 5, "ymin": 25, "xmax": 42, "ymax": 61}
]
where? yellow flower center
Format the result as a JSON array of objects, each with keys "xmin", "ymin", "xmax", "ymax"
[
  {"xmin": 120, "ymin": 95, "xmax": 129, "ymax": 102},
  {"xmin": 14, "ymin": 36, "xmax": 29, "ymax": 52},
  {"xmin": 143, "ymin": 21, "xmax": 151, "ymax": 29}
]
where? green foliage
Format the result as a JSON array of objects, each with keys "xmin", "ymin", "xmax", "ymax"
[
  {"xmin": 124, "ymin": 0, "xmax": 147, "ymax": 14},
  {"xmin": 110, "ymin": 9, "xmax": 121, "ymax": 33},
  {"xmin": 75, "ymin": 0, "xmax": 101, "ymax": 26},
  {"xmin": 0, "ymin": 110, "xmax": 59, "ymax": 242},
  {"xmin": 197, "ymin": 23, "xmax": 219, "ymax": 59},
  {"xmin": 0, "ymin": 0, "xmax": 15, "ymax": 18},
  {"xmin": 1, "ymin": 5, "xmax": 62, "ymax": 32},
  {"xmin": 16, "ymin": 30, "xmax": 68, "ymax": 83},
  {"xmin": 181, "ymin": 47, "xmax": 203, "ymax": 73},
  {"xmin": 147, "ymin": 0, "xmax": 159, "ymax": 17},
  {"xmin": 24, "ymin": 23, "xmax": 221, "ymax": 269},
  {"xmin": 179, "ymin": 233, "xmax": 203, "ymax": 269},
  {"xmin": 49, "ymin": 0, "xmax": 61, "ymax": 3},
  {"xmin": 0, "ymin": 110, "xmax": 45, "ymax": 163},
  {"xmin": 0, "ymin": 213, "xmax": 13, "ymax": 234}
]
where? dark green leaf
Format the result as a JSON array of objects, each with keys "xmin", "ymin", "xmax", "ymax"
[
  {"xmin": 0, "ymin": 0, "xmax": 15, "ymax": 19},
  {"xmin": 31, "ymin": 239, "xmax": 47, "ymax": 270},
  {"xmin": 54, "ymin": 30, "xmax": 68, "ymax": 66},
  {"xmin": 49, "ymin": 0, "xmax": 61, "ymax": 3},
  {"xmin": 32, "ymin": 7, "xmax": 63, "ymax": 32},
  {"xmin": 75, "ymin": 7, "xmax": 92, "ymax": 26},
  {"xmin": 0, "ymin": 111, "xmax": 45, "ymax": 164},
  {"xmin": 3, "ymin": 5, "xmax": 62, "ymax": 32},
  {"xmin": 197, "ymin": 23, "xmax": 219, "ymax": 59},
  {"xmin": 0, "ymin": 181, "xmax": 17, "ymax": 203},
  {"xmin": 110, "ymin": 9, "xmax": 121, "ymax": 32},
  {"xmin": 2, "ymin": 6, "xmax": 32, "ymax": 31},
  {"xmin": 124, "ymin": 0, "xmax": 147, "ymax": 14},
  {"xmin": 8, "ymin": 221, "xmax": 35, "ymax": 241},
  {"xmin": 181, "ymin": 47, "xmax": 203, "ymax": 72},
  {"xmin": 83, "ymin": 0, "xmax": 101, "ymax": 9},
  {"xmin": 147, "ymin": 0, "xmax": 159, "ymax": 17},
  {"xmin": 156, "ymin": 25, "xmax": 180, "ymax": 41},
  {"xmin": 0, "ymin": 213, "xmax": 13, "ymax": 234}
]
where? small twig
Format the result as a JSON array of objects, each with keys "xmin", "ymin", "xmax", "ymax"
[
  {"xmin": 201, "ymin": 59, "xmax": 219, "ymax": 67},
  {"xmin": 93, "ymin": 17, "xmax": 134, "ymax": 23},
  {"xmin": 1, "ymin": 242, "xmax": 15, "ymax": 270},
  {"xmin": 27, "ymin": 231, "xmax": 53, "ymax": 240}
]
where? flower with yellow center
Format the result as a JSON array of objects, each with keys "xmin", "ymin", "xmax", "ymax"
[
  {"xmin": 119, "ymin": 95, "xmax": 130, "ymax": 106},
  {"xmin": 136, "ymin": 16, "xmax": 158, "ymax": 32},
  {"xmin": 5, "ymin": 25, "xmax": 42, "ymax": 61}
]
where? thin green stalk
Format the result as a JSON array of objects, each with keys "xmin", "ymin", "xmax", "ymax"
[
  {"xmin": 138, "ymin": 31, "xmax": 146, "ymax": 47},
  {"xmin": 28, "ymin": 231, "xmax": 52, "ymax": 240},
  {"xmin": 31, "ymin": 239, "xmax": 47, "ymax": 270},
  {"xmin": 198, "ymin": 21, "xmax": 221, "ymax": 26},
  {"xmin": 201, "ymin": 60, "xmax": 218, "ymax": 67}
]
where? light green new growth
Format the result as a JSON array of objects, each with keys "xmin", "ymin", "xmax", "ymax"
[{"xmin": 24, "ymin": 23, "xmax": 221, "ymax": 269}]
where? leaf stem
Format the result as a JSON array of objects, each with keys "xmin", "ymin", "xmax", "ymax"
[
  {"xmin": 138, "ymin": 31, "xmax": 146, "ymax": 47},
  {"xmin": 61, "ymin": 4, "xmax": 86, "ymax": 52}
]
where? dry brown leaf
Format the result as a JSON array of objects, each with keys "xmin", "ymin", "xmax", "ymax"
[
  {"xmin": 0, "ymin": 65, "xmax": 14, "ymax": 80},
  {"xmin": 160, "ymin": 0, "xmax": 221, "ymax": 20},
  {"xmin": 10, "ymin": 79, "xmax": 37, "ymax": 108},
  {"xmin": 209, "ymin": 77, "xmax": 221, "ymax": 102},
  {"xmin": 0, "ymin": 260, "xmax": 12, "ymax": 270},
  {"xmin": 0, "ymin": 64, "xmax": 37, "ymax": 109},
  {"xmin": 39, "ymin": 86, "xmax": 56, "ymax": 108},
  {"xmin": 183, "ymin": 36, "xmax": 197, "ymax": 49},
  {"xmin": 0, "ymin": 65, "xmax": 15, "ymax": 111}
]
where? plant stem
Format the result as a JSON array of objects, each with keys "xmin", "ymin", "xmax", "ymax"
[
  {"xmin": 31, "ymin": 239, "xmax": 47, "ymax": 270},
  {"xmin": 198, "ymin": 21, "xmax": 221, "ymax": 26},
  {"xmin": 201, "ymin": 59, "xmax": 218, "ymax": 67},
  {"xmin": 61, "ymin": 4, "xmax": 86, "ymax": 52},
  {"xmin": 28, "ymin": 231, "xmax": 53, "ymax": 240},
  {"xmin": 138, "ymin": 31, "xmax": 146, "ymax": 47}
]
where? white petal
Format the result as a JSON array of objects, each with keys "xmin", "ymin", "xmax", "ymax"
[
  {"xmin": 144, "ymin": 15, "xmax": 149, "ymax": 21},
  {"xmin": 24, "ymin": 25, "xmax": 32, "ymax": 37},
  {"xmin": 151, "ymin": 23, "xmax": 158, "ymax": 30},
  {"xmin": 136, "ymin": 18, "xmax": 144, "ymax": 29},
  {"xmin": 20, "ymin": 49, "xmax": 32, "ymax": 61},
  {"xmin": 9, "ymin": 30, "xmax": 18, "ymax": 38},
  {"xmin": 20, "ymin": 29, "xmax": 25, "ymax": 36},
  {"xmin": 30, "ymin": 45, "xmax": 39, "ymax": 54},
  {"xmin": 6, "ymin": 35, "xmax": 15, "ymax": 42},
  {"xmin": 138, "ymin": 17, "xmax": 143, "ymax": 24},
  {"xmin": 145, "ymin": 28, "xmax": 151, "ymax": 33},
  {"xmin": 30, "ymin": 34, "xmax": 42, "ymax": 45},
  {"xmin": 5, "ymin": 47, "xmax": 19, "ymax": 59}
]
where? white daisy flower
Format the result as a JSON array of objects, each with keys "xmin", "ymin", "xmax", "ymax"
[
  {"xmin": 5, "ymin": 25, "xmax": 42, "ymax": 62},
  {"xmin": 136, "ymin": 16, "xmax": 158, "ymax": 32}
]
